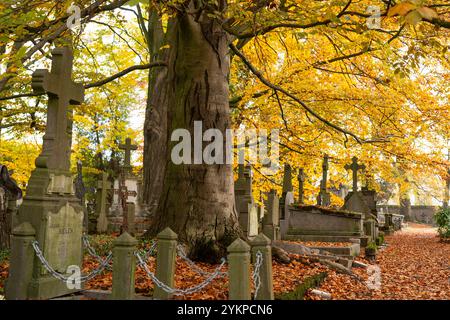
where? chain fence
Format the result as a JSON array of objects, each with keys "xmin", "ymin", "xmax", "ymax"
[
  {"xmin": 31, "ymin": 236, "xmax": 264, "ymax": 300},
  {"xmin": 176, "ymin": 244, "xmax": 228, "ymax": 278},
  {"xmin": 32, "ymin": 240, "xmax": 112, "ymax": 283},
  {"xmin": 82, "ymin": 234, "xmax": 113, "ymax": 270},
  {"xmin": 135, "ymin": 251, "xmax": 227, "ymax": 296},
  {"xmin": 141, "ymin": 242, "xmax": 157, "ymax": 261}
]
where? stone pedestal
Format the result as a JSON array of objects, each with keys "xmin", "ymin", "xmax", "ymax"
[{"xmin": 15, "ymin": 169, "xmax": 84, "ymax": 299}]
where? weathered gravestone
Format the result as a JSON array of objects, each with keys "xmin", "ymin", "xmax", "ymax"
[
  {"xmin": 0, "ymin": 165, "xmax": 23, "ymax": 249},
  {"xmin": 6, "ymin": 47, "xmax": 85, "ymax": 300},
  {"xmin": 262, "ymin": 189, "xmax": 280, "ymax": 240},
  {"xmin": 342, "ymin": 157, "xmax": 379, "ymax": 220},
  {"xmin": 280, "ymin": 163, "xmax": 294, "ymax": 218},
  {"xmin": 95, "ymin": 172, "xmax": 112, "ymax": 234},
  {"xmin": 345, "ymin": 156, "xmax": 365, "ymax": 193},
  {"xmin": 341, "ymin": 157, "xmax": 379, "ymax": 242},
  {"xmin": 279, "ymin": 191, "xmax": 295, "ymax": 238},
  {"xmin": 119, "ymin": 138, "xmax": 138, "ymax": 173},
  {"xmin": 297, "ymin": 168, "xmax": 306, "ymax": 204},
  {"xmin": 234, "ymin": 163, "xmax": 255, "ymax": 237},
  {"xmin": 108, "ymin": 138, "xmax": 146, "ymax": 234},
  {"xmin": 317, "ymin": 155, "xmax": 331, "ymax": 206}
]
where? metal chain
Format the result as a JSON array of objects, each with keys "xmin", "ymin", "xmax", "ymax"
[
  {"xmin": 82, "ymin": 234, "xmax": 113, "ymax": 270},
  {"xmin": 141, "ymin": 242, "xmax": 157, "ymax": 261},
  {"xmin": 135, "ymin": 251, "xmax": 227, "ymax": 296},
  {"xmin": 176, "ymin": 244, "xmax": 227, "ymax": 278},
  {"xmin": 252, "ymin": 250, "xmax": 263, "ymax": 299},
  {"xmin": 32, "ymin": 240, "xmax": 112, "ymax": 283}
]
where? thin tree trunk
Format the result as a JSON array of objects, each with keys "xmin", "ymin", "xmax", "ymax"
[
  {"xmin": 143, "ymin": 5, "xmax": 240, "ymax": 262},
  {"xmin": 142, "ymin": 8, "xmax": 170, "ymax": 215}
]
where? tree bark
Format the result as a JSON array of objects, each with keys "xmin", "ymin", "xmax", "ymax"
[{"xmin": 143, "ymin": 5, "xmax": 241, "ymax": 262}]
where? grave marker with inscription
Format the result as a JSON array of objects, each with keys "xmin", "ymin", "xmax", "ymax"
[{"xmin": 6, "ymin": 47, "xmax": 85, "ymax": 300}]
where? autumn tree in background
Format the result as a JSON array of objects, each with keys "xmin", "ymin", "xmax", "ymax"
[{"xmin": 0, "ymin": 0, "xmax": 449, "ymax": 261}]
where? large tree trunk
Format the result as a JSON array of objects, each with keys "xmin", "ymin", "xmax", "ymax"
[{"xmin": 143, "ymin": 5, "xmax": 241, "ymax": 262}]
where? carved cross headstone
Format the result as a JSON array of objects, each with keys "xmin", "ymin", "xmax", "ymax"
[
  {"xmin": 345, "ymin": 156, "xmax": 366, "ymax": 192},
  {"xmin": 32, "ymin": 47, "xmax": 84, "ymax": 171},
  {"xmin": 119, "ymin": 137, "xmax": 137, "ymax": 170},
  {"xmin": 297, "ymin": 168, "xmax": 306, "ymax": 204},
  {"xmin": 7, "ymin": 47, "xmax": 86, "ymax": 300}
]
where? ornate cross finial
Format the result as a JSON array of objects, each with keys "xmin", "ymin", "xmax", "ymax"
[
  {"xmin": 32, "ymin": 47, "xmax": 84, "ymax": 171},
  {"xmin": 345, "ymin": 156, "xmax": 366, "ymax": 192},
  {"xmin": 119, "ymin": 137, "xmax": 137, "ymax": 168},
  {"xmin": 297, "ymin": 168, "xmax": 306, "ymax": 204}
]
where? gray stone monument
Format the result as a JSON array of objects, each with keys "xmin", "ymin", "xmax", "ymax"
[
  {"xmin": 6, "ymin": 47, "xmax": 85, "ymax": 300},
  {"xmin": 119, "ymin": 137, "xmax": 138, "ymax": 173},
  {"xmin": 297, "ymin": 168, "xmax": 306, "ymax": 204},
  {"xmin": 234, "ymin": 164, "xmax": 254, "ymax": 236},
  {"xmin": 262, "ymin": 189, "xmax": 280, "ymax": 240},
  {"xmin": 317, "ymin": 155, "xmax": 331, "ymax": 206},
  {"xmin": 282, "ymin": 164, "xmax": 293, "ymax": 196},
  {"xmin": 96, "ymin": 172, "xmax": 112, "ymax": 234},
  {"xmin": 345, "ymin": 156, "xmax": 366, "ymax": 192}
]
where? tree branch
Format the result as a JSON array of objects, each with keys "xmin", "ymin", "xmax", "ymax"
[
  {"xmin": 0, "ymin": 62, "xmax": 167, "ymax": 101},
  {"xmin": 229, "ymin": 43, "xmax": 365, "ymax": 143}
]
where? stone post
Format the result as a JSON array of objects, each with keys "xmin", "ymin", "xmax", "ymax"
[
  {"xmin": 154, "ymin": 227, "xmax": 177, "ymax": 300},
  {"xmin": 5, "ymin": 222, "xmax": 36, "ymax": 300},
  {"xmin": 227, "ymin": 238, "xmax": 251, "ymax": 300},
  {"xmin": 111, "ymin": 232, "xmax": 137, "ymax": 300},
  {"xmin": 250, "ymin": 233, "xmax": 274, "ymax": 300}
]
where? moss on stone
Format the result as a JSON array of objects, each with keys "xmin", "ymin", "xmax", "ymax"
[{"xmin": 275, "ymin": 272, "xmax": 328, "ymax": 300}]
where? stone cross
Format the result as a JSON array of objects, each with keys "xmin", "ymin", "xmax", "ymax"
[
  {"xmin": 345, "ymin": 156, "xmax": 366, "ymax": 192},
  {"xmin": 119, "ymin": 138, "xmax": 137, "ymax": 169},
  {"xmin": 297, "ymin": 168, "xmax": 306, "ymax": 204},
  {"xmin": 282, "ymin": 164, "xmax": 293, "ymax": 194},
  {"xmin": 32, "ymin": 47, "xmax": 84, "ymax": 171}
]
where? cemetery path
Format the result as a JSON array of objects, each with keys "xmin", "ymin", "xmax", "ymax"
[{"xmin": 307, "ymin": 223, "xmax": 450, "ymax": 300}]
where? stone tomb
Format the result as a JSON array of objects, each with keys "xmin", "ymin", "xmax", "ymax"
[{"xmin": 282, "ymin": 204, "xmax": 364, "ymax": 243}]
